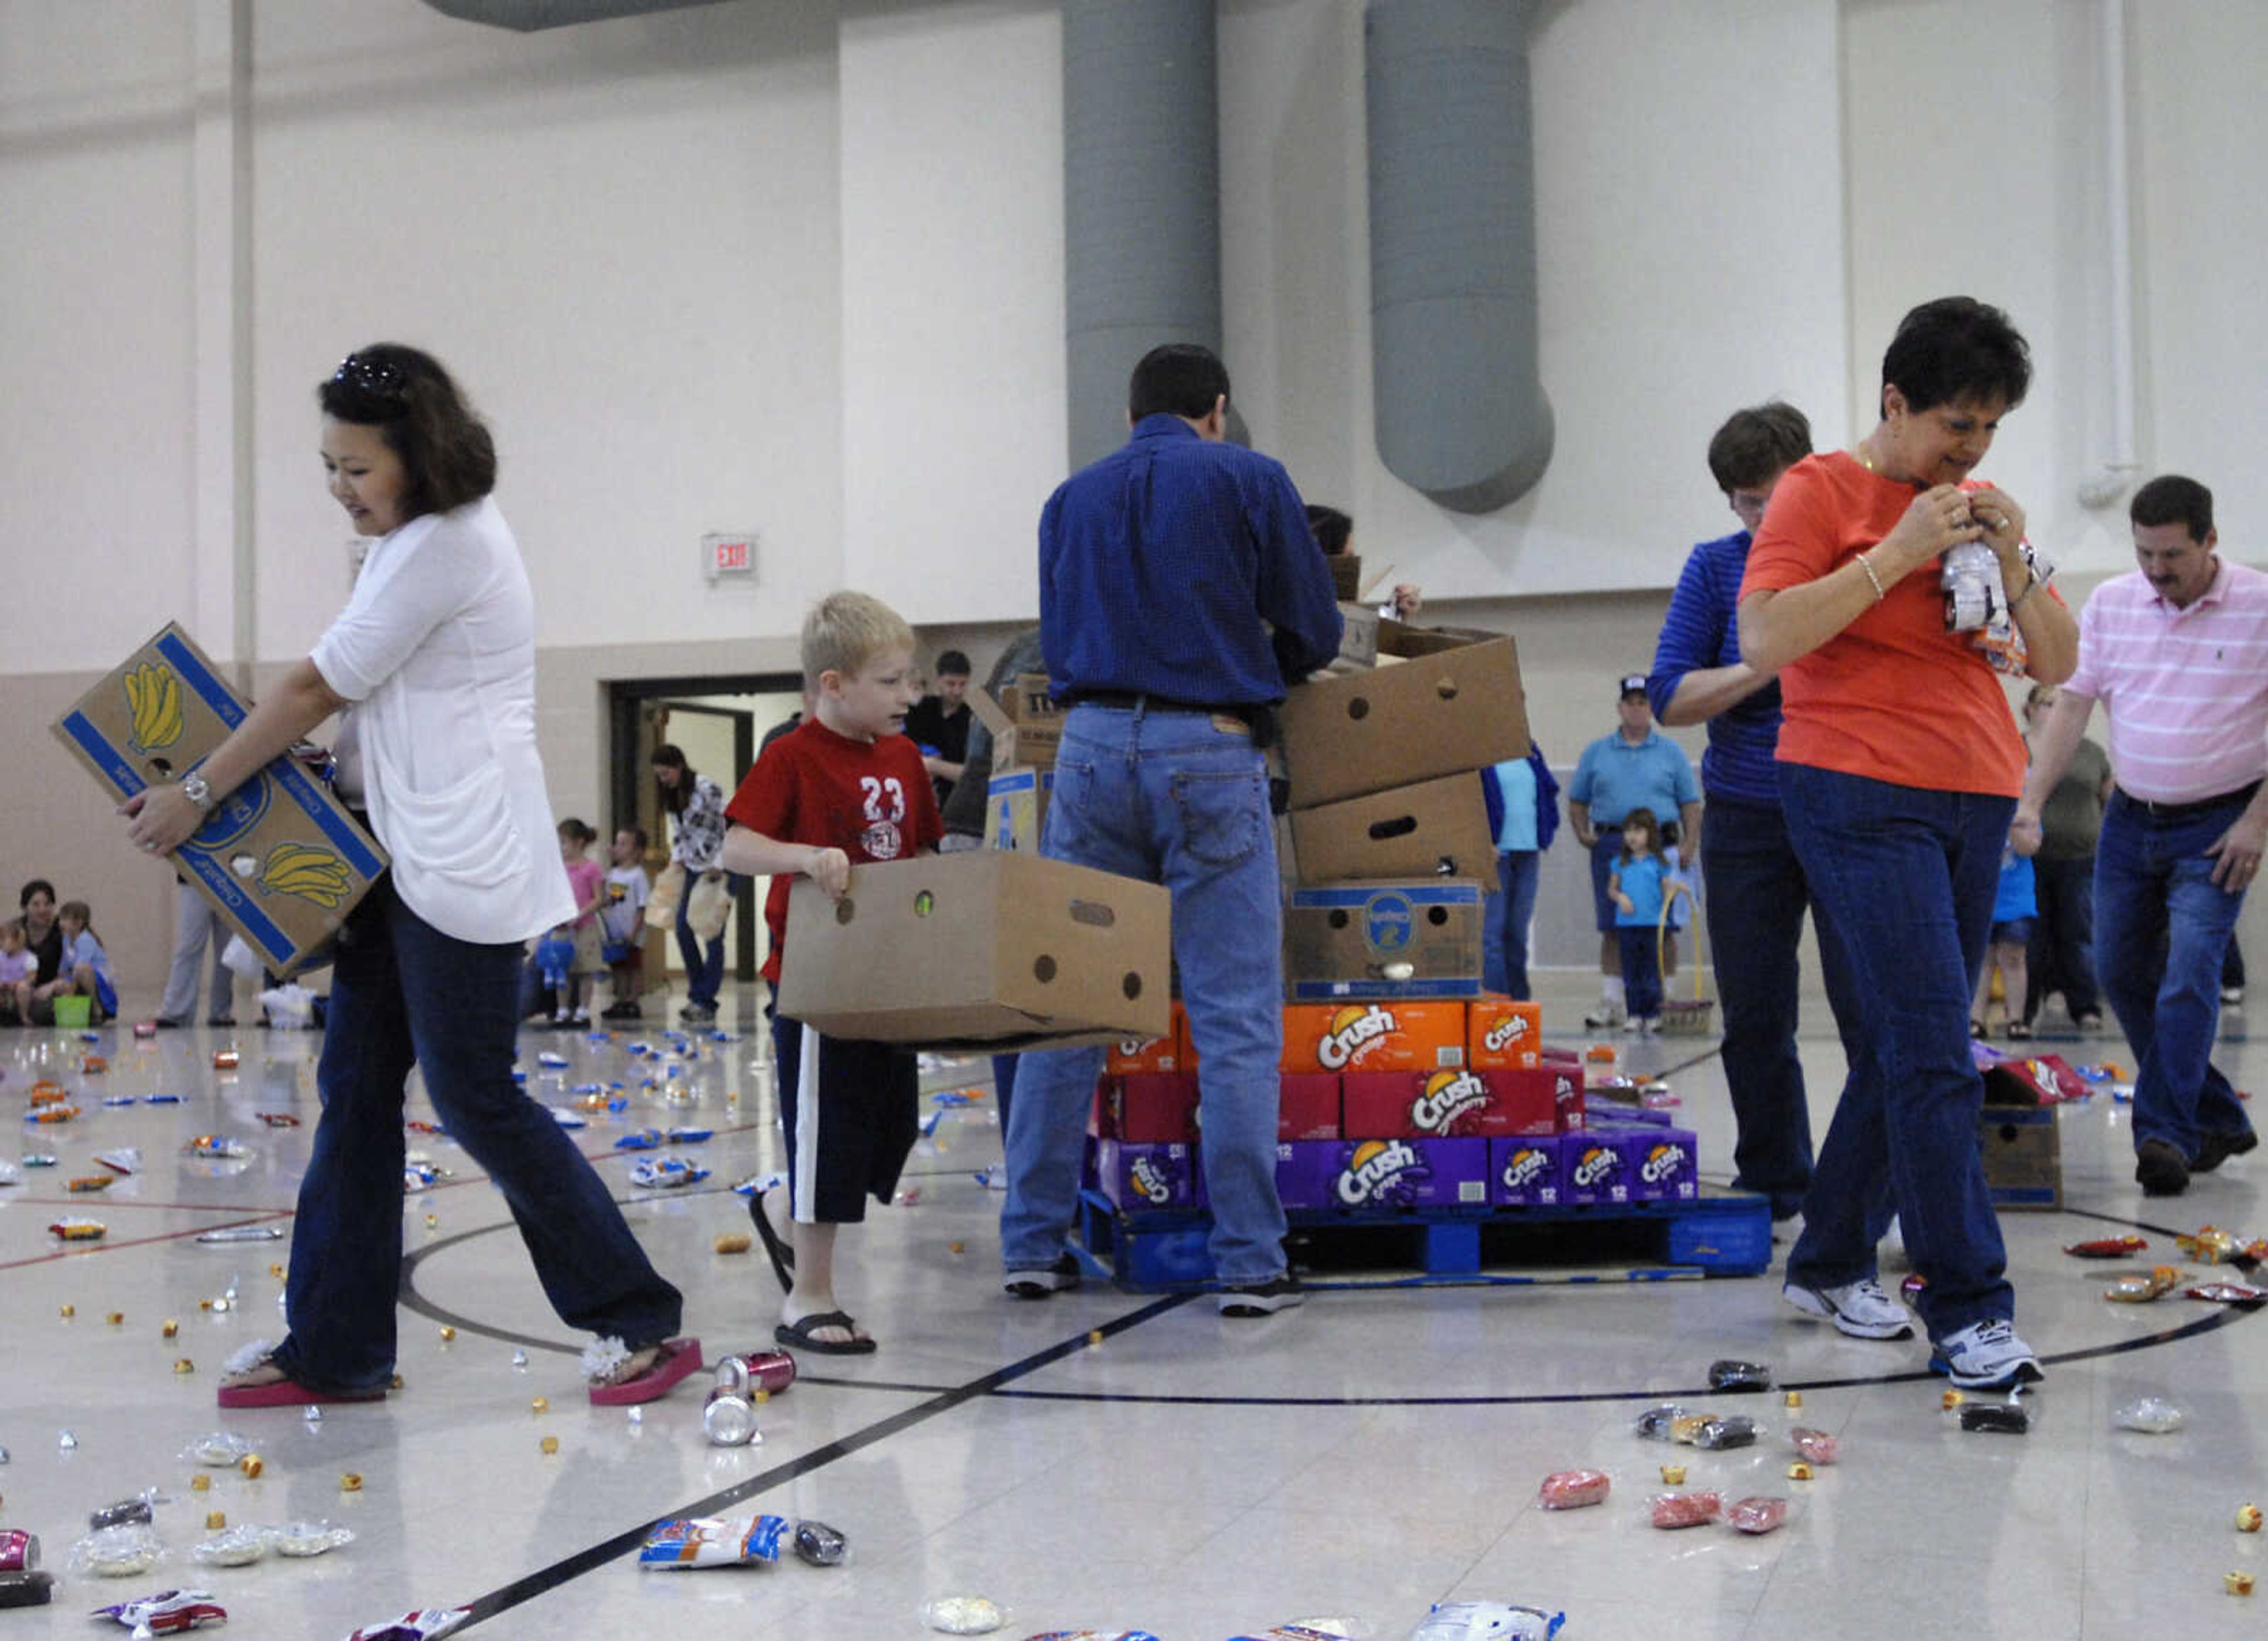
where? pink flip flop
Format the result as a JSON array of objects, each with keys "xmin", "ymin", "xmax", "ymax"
[
  {"xmin": 587, "ymin": 1336, "xmax": 703, "ymax": 1406},
  {"xmin": 217, "ymin": 1375, "xmax": 387, "ymax": 1410}
]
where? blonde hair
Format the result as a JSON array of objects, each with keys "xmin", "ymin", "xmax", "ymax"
[{"xmin": 801, "ymin": 591, "xmax": 914, "ymax": 692}]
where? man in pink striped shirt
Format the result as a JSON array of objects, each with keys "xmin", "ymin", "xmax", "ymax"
[{"xmin": 2019, "ymin": 475, "xmax": 2268, "ymax": 1195}]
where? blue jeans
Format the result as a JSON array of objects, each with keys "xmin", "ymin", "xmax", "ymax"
[
  {"xmin": 1616, "ymin": 925, "xmax": 1662, "ymax": 1019},
  {"xmin": 1001, "ymin": 703, "xmax": 1287, "ymax": 1284},
  {"xmin": 1779, "ymin": 764, "xmax": 2014, "ymax": 1340},
  {"xmin": 1482, "ymin": 849, "xmax": 1542, "ymax": 999},
  {"xmin": 1702, "ymin": 795, "xmax": 1863, "ymax": 1219},
  {"xmin": 674, "ymin": 872, "xmax": 741, "ymax": 1009},
  {"xmin": 2024, "ymin": 853, "xmax": 2099, "ymax": 1022},
  {"xmin": 272, "ymin": 876, "xmax": 682, "ymax": 1393},
  {"xmin": 2093, "ymin": 789, "xmax": 2256, "ymax": 1159}
]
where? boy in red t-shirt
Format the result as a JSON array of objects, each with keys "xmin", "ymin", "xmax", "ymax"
[{"xmin": 720, "ymin": 591, "xmax": 941, "ymax": 1355}]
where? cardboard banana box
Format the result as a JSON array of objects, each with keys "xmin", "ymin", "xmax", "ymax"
[{"xmin": 52, "ymin": 623, "xmax": 387, "ymax": 978}]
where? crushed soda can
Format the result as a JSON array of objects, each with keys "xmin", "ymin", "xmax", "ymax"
[
  {"xmin": 91, "ymin": 1588, "xmax": 227, "ymax": 1630},
  {"xmin": 2114, "ymin": 1397, "xmax": 2184, "ymax": 1434},
  {"xmin": 1707, "ymin": 1359, "xmax": 1771, "ymax": 1392},
  {"xmin": 639, "ymin": 1515, "xmax": 792, "ymax": 1568},
  {"xmin": 713, "ymin": 1351, "xmax": 796, "ymax": 1397},
  {"xmin": 702, "ymin": 1385, "xmax": 759, "ymax": 1447},
  {"xmin": 0, "ymin": 1570, "xmax": 54, "ymax": 1609},
  {"xmin": 792, "ymin": 1519, "xmax": 847, "ymax": 1567},
  {"xmin": 343, "ymin": 1608, "xmax": 471, "ymax": 1640},
  {"xmin": 0, "ymin": 1530, "xmax": 37, "ymax": 1573}
]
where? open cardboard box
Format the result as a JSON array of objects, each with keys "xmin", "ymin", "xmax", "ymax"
[
  {"xmin": 1279, "ymin": 632, "xmax": 1530, "ymax": 809},
  {"xmin": 968, "ymin": 671, "xmax": 1060, "ymax": 772},
  {"xmin": 1288, "ymin": 772, "xmax": 1495, "ymax": 884},
  {"xmin": 52, "ymin": 622, "xmax": 387, "ymax": 978},
  {"xmin": 775, "ymin": 850, "xmax": 1170, "ymax": 1051}
]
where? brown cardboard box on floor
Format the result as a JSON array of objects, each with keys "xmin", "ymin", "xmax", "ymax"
[
  {"xmin": 1279, "ymin": 633, "xmax": 1530, "ymax": 809},
  {"xmin": 775, "ymin": 850, "xmax": 1170, "ymax": 1051},
  {"xmin": 1288, "ymin": 773, "xmax": 1495, "ymax": 884},
  {"xmin": 51, "ymin": 622, "xmax": 387, "ymax": 978}
]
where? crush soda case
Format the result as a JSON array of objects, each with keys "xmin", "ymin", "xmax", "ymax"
[
  {"xmin": 1341, "ymin": 1068, "xmax": 1563, "ymax": 1138},
  {"xmin": 1275, "ymin": 1137, "xmax": 1490, "ymax": 1212},
  {"xmin": 1093, "ymin": 1140, "xmax": 1203, "ymax": 1211},
  {"xmin": 53, "ymin": 622, "xmax": 388, "ymax": 977},
  {"xmin": 1281, "ymin": 1000, "xmax": 1467, "ymax": 1074}
]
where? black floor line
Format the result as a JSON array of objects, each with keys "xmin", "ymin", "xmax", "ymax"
[{"xmin": 448, "ymin": 1291, "xmax": 1192, "ymax": 1632}]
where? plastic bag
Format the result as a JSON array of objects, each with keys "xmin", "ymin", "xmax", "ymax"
[
  {"xmin": 644, "ymin": 860, "xmax": 686, "ymax": 929},
  {"xmin": 687, "ymin": 869, "xmax": 732, "ymax": 941}
]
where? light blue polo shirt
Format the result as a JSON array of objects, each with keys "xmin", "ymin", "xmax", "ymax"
[
  {"xmin": 1493, "ymin": 758, "xmax": 1538, "ymax": 852},
  {"xmin": 1568, "ymin": 729, "xmax": 1699, "ymax": 828}
]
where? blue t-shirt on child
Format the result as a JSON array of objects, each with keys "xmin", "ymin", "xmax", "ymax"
[{"xmin": 1614, "ymin": 855, "xmax": 1668, "ymax": 926}]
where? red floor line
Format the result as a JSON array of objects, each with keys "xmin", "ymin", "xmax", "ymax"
[{"xmin": 0, "ymin": 1211, "xmax": 294, "ymax": 1271}]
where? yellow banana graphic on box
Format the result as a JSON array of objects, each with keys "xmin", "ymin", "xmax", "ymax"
[
  {"xmin": 258, "ymin": 841, "xmax": 354, "ymax": 909},
  {"xmin": 123, "ymin": 662, "xmax": 186, "ymax": 752}
]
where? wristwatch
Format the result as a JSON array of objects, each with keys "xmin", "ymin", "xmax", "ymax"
[{"xmin": 180, "ymin": 771, "xmax": 217, "ymax": 814}]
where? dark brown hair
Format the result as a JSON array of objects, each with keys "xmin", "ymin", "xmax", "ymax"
[
  {"xmin": 1617, "ymin": 807, "xmax": 1664, "ymax": 864},
  {"xmin": 318, "ymin": 344, "xmax": 497, "ymax": 521},
  {"xmin": 1707, "ymin": 402, "xmax": 1813, "ymax": 493},
  {"xmin": 2130, "ymin": 474, "xmax": 2214, "ymax": 543},
  {"xmin": 651, "ymin": 743, "xmax": 696, "ymax": 817}
]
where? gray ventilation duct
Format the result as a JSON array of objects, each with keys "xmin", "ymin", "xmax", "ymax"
[
  {"xmin": 1366, "ymin": 0, "xmax": 1553, "ymax": 513},
  {"xmin": 422, "ymin": 0, "xmax": 728, "ymax": 30},
  {"xmin": 1062, "ymin": 0, "xmax": 1222, "ymax": 469}
]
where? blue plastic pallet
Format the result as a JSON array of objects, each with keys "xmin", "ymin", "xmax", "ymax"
[{"xmin": 1073, "ymin": 1184, "xmax": 1772, "ymax": 1292}]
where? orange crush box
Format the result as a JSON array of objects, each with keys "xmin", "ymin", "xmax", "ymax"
[
  {"xmin": 1280, "ymin": 1001, "xmax": 1467, "ymax": 1076},
  {"xmin": 1482, "ymin": 1065, "xmax": 1588, "ymax": 1132},
  {"xmin": 1106, "ymin": 1000, "xmax": 1187, "ymax": 1075},
  {"xmin": 1467, "ymin": 997, "xmax": 1543, "ymax": 1069},
  {"xmin": 1341, "ymin": 1068, "xmax": 1560, "ymax": 1139},
  {"xmin": 1100, "ymin": 1072, "xmax": 1201, "ymax": 1144},
  {"xmin": 1278, "ymin": 1073, "xmax": 1342, "ymax": 1141}
]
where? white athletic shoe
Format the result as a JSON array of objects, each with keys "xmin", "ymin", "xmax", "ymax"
[
  {"xmin": 1930, "ymin": 1319, "xmax": 2045, "ymax": 1390},
  {"xmin": 1783, "ymin": 1275, "xmax": 1915, "ymax": 1340}
]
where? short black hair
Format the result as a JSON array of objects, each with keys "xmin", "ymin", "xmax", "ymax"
[
  {"xmin": 1305, "ymin": 504, "xmax": 1353, "ymax": 556},
  {"xmin": 19, "ymin": 879, "xmax": 54, "ymax": 909},
  {"xmin": 935, "ymin": 650, "xmax": 972, "ymax": 677},
  {"xmin": 1880, "ymin": 296, "xmax": 2031, "ymax": 416},
  {"xmin": 2130, "ymin": 474, "xmax": 2214, "ymax": 543},
  {"xmin": 1707, "ymin": 402, "xmax": 1813, "ymax": 492},
  {"xmin": 616, "ymin": 823, "xmax": 649, "ymax": 851},
  {"xmin": 1128, "ymin": 343, "xmax": 1230, "ymax": 422},
  {"xmin": 318, "ymin": 343, "xmax": 497, "ymax": 521}
]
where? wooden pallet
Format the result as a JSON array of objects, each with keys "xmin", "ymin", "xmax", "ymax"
[{"xmin": 1073, "ymin": 1183, "xmax": 1772, "ymax": 1292}]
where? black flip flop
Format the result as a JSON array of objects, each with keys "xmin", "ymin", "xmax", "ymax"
[
  {"xmin": 775, "ymin": 1310, "xmax": 876, "ymax": 1356},
  {"xmin": 748, "ymin": 1184, "xmax": 796, "ymax": 1294}
]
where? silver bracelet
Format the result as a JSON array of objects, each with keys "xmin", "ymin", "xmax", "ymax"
[{"xmin": 1856, "ymin": 551, "xmax": 1887, "ymax": 603}]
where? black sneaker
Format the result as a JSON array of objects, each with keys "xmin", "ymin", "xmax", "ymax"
[
  {"xmin": 1002, "ymin": 1252, "xmax": 1083, "ymax": 1299},
  {"xmin": 601, "ymin": 1001, "xmax": 643, "ymax": 1022},
  {"xmin": 679, "ymin": 1003, "xmax": 718, "ymax": 1025},
  {"xmin": 2193, "ymin": 1128, "xmax": 2260, "ymax": 1173},
  {"xmin": 2135, "ymin": 1138, "xmax": 2190, "ymax": 1196},
  {"xmin": 1216, "ymin": 1273, "xmax": 1304, "ymax": 1317}
]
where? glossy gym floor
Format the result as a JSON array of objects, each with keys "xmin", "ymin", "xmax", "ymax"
[{"xmin": 1, "ymin": 974, "xmax": 2262, "ymax": 1639}]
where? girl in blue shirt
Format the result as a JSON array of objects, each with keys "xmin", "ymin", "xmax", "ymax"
[{"xmin": 1610, "ymin": 809, "xmax": 1679, "ymax": 1033}]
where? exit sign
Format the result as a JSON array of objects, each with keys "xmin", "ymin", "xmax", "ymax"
[{"xmin": 702, "ymin": 533, "xmax": 758, "ymax": 582}]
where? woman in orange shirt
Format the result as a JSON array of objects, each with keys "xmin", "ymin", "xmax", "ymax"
[{"xmin": 1738, "ymin": 296, "xmax": 2077, "ymax": 1392}]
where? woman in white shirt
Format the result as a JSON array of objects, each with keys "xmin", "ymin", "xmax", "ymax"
[{"xmin": 126, "ymin": 345, "xmax": 695, "ymax": 1409}]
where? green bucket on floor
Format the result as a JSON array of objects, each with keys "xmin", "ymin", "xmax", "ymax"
[{"xmin": 52, "ymin": 994, "xmax": 92, "ymax": 1029}]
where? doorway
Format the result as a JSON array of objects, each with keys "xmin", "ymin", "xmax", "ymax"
[{"xmin": 607, "ymin": 673, "xmax": 805, "ymax": 986}]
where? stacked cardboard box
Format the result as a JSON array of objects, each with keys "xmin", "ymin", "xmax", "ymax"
[{"xmin": 974, "ymin": 673, "xmax": 1061, "ymax": 853}]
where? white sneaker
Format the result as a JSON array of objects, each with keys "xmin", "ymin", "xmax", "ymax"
[
  {"xmin": 1586, "ymin": 1003, "xmax": 1624, "ymax": 1029},
  {"xmin": 1783, "ymin": 1275, "xmax": 1915, "ymax": 1340},
  {"xmin": 1621, "ymin": 1016, "xmax": 1644, "ymax": 1035},
  {"xmin": 1930, "ymin": 1318, "xmax": 2044, "ymax": 1390},
  {"xmin": 1640, "ymin": 1017, "xmax": 1661, "ymax": 1036}
]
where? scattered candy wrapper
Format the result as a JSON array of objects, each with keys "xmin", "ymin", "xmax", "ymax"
[
  {"xmin": 614, "ymin": 1129, "xmax": 663, "ymax": 1151},
  {"xmin": 1726, "ymin": 1496, "xmax": 1788, "ymax": 1535},
  {"xmin": 921, "ymin": 1597, "xmax": 1007, "ymax": 1635},
  {"xmin": 145, "ymin": 1094, "xmax": 183, "ymax": 1106},
  {"xmin": 2065, "ymin": 1235, "xmax": 2149, "ymax": 1259},
  {"xmin": 403, "ymin": 1163, "xmax": 442, "ymax": 1192},
  {"xmin": 1537, "ymin": 1469, "xmax": 1610, "ymax": 1510},
  {"xmin": 548, "ymin": 1108, "xmax": 588, "ymax": 1128},
  {"xmin": 195, "ymin": 1226, "xmax": 283, "ymax": 1244},
  {"xmin": 628, "ymin": 1157, "xmax": 710, "ymax": 1189},
  {"xmin": 68, "ymin": 1525, "xmax": 164, "ymax": 1577},
  {"xmin": 256, "ymin": 1113, "xmax": 301, "ymax": 1128},
  {"xmin": 49, "ymin": 1218, "xmax": 107, "ymax": 1241},
  {"xmin": 2188, "ymin": 1282, "xmax": 2268, "ymax": 1309},
  {"xmin": 1633, "ymin": 1404, "xmax": 1684, "ymax": 1440},
  {"xmin": 1957, "ymin": 1402, "xmax": 2030, "ymax": 1434},
  {"xmin": 181, "ymin": 1432, "xmax": 256, "ymax": 1467},
  {"xmin": 22, "ymin": 1153, "xmax": 58, "ymax": 1167},
  {"xmin": 184, "ymin": 1137, "xmax": 248, "ymax": 1160},
  {"xmin": 1788, "ymin": 1428, "xmax": 1840, "ymax": 1464},
  {"xmin": 639, "ymin": 1515, "xmax": 791, "ymax": 1568},
  {"xmin": 537, "ymin": 1052, "xmax": 569, "ymax": 1069},
  {"xmin": 1706, "ymin": 1359, "xmax": 1771, "ymax": 1392},
  {"xmin": 1649, "ymin": 1491, "xmax": 1723, "ymax": 1529},
  {"xmin": 341, "ymin": 1607, "xmax": 471, "ymax": 1640},
  {"xmin": 793, "ymin": 1519, "xmax": 847, "ymax": 1567},
  {"xmin": 2176, "ymin": 1226, "xmax": 2244, "ymax": 1264},
  {"xmin": 2105, "ymin": 1264, "xmax": 2186, "ymax": 1303},
  {"xmin": 89, "ymin": 1499, "xmax": 154, "ymax": 1531},
  {"xmin": 1409, "ymin": 1608, "xmax": 1564, "ymax": 1641},
  {"xmin": 190, "ymin": 1526, "xmax": 269, "ymax": 1568},
  {"xmin": 2114, "ymin": 1397, "xmax": 2184, "ymax": 1434},
  {"xmin": 91, "ymin": 1587, "xmax": 227, "ymax": 1630},
  {"xmin": 666, "ymin": 1127, "xmax": 713, "ymax": 1144}
]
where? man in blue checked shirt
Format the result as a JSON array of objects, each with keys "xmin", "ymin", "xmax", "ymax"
[
  {"xmin": 1646, "ymin": 400, "xmax": 1858, "ymax": 1220},
  {"xmin": 999, "ymin": 342, "xmax": 1341, "ymax": 1319}
]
